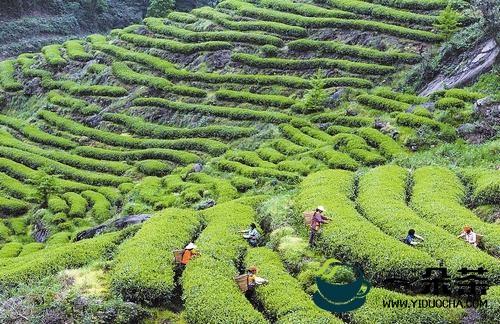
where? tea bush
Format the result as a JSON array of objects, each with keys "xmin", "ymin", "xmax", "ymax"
[
  {"xmin": 73, "ymin": 146, "xmax": 199, "ymax": 164},
  {"xmin": 357, "ymin": 94, "xmax": 410, "ymax": 111},
  {"xmin": 0, "ymin": 197, "xmax": 30, "ymax": 217},
  {"xmin": 112, "ymin": 209, "xmax": 200, "ymax": 305},
  {"xmin": 41, "ymin": 44, "xmax": 67, "ymax": 66},
  {"xmin": 215, "ymin": 88, "xmax": 296, "ymax": 108},
  {"xmin": 81, "ymin": 190, "xmax": 111, "ymax": 223},
  {"xmin": 63, "ymin": 40, "xmax": 93, "ymax": 61},
  {"xmin": 0, "ymin": 60, "xmax": 23, "ymax": 92},
  {"xmin": 62, "ymin": 192, "xmax": 88, "ymax": 218}
]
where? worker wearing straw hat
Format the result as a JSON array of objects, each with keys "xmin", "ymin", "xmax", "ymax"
[
  {"xmin": 181, "ymin": 242, "xmax": 200, "ymax": 266},
  {"xmin": 309, "ymin": 205, "xmax": 329, "ymax": 247}
]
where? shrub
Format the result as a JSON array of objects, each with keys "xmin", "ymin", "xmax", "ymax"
[
  {"xmin": 112, "ymin": 208, "xmax": 199, "ymax": 305},
  {"xmin": 395, "ymin": 113, "xmax": 456, "ymax": 141},
  {"xmin": 103, "ymin": 112, "xmax": 253, "ymax": 140},
  {"xmin": 460, "ymin": 168, "xmax": 500, "ymax": 205},
  {"xmin": 444, "ymin": 88, "xmax": 485, "ymax": 102},
  {"xmin": 0, "ymin": 233, "xmax": 120, "ymax": 286},
  {"xmin": 480, "ymin": 286, "xmax": 500, "ymax": 324},
  {"xmin": 73, "ymin": 146, "xmax": 199, "ymax": 164},
  {"xmin": 41, "ymin": 44, "xmax": 67, "ymax": 66},
  {"xmin": 357, "ymin": 94, "xmax": 410, "ymax": 111},
  {"xmin": 245, "ymin": 247, "xmax": 340, "ymax": 323},
  {"xmin": 230, "ymin": 176, "xmax": 255, "ymax": 192},
  {"xmin": 81, "ymin": 191, "xmax": 111, "ymax": 223},
  {"xmin": 326, "ymin": 125, "xmax": 355, "ymax": 135},
  {"xmin": 0, "ymin": 196, "xmax": 29, "ymax": 217},
  {"xmin": 0, "ymin": 129, "xmax": 129, "ymax": 175},
  {"xmin": 295, "ymin": 69, "xmax": 329, "ymax": 113},
  {"xmin": 323, "ymin": 0, "xmax": 437, "ymax": 25},
  {"xmin": 40, "ymin": 76, "xmax": 127, "ymax": 97},
  {"xmin": 311, "ymin": 113, "xmax": 373, "ymax": 126},
  {"xmin": 435, "ymin": 97, "xmax": 466, "ymax": 110},
  {"xmin": 0, "ymin": 114, "xmax": 76, "ymax": 149},
  {"xmin": 48, "ymin": 195, "xmax": 69, "ymax": 214},
  {"xmin": 433, "ymin": 4, "xmax": 460, "ymax": 37},
  {"xmin": 18, "ymin": 242, "xmax": 45, "ymax": 257},
  {"xmin": 144, "ymin": 17, "xmax": 283, "ymax": 46},
  {"xmin": 288, "ymin": 39, "xmax": 419, "ymax": 64},
  {"xmin": 0, "ymin": 171, "xmax": 37, "ymax": 199},
  {"xmin": 167, "ymin": 11, "xmax": 198, "ymax": 23},
  {"xmin": 270, "ymin": 138, "xmax": 308, "ymax": 155},
  {"xmin": 358, "ymin": 0, "xmax": 447, "ymax": 10},
  {"xmin": 0, "ymin": 146, "xmax": 130, "ymax": 186},
  {"xmin": 296, "ymin": 170, "xmax": 435, "ymax": 283},
  {"xmin": 214, "ymin": 158, "xmax": 300, "ymax": 183},
  {"xmin": 356, "ymin": 127, "xmax": 406, "ymax": 158},
  {"xmin": 192, "ymin": 6, "xmax": 307, "ymax": 37},
  {"xmin": 215, "ymin": 88, "xmax": 296, "ymax": 108},
  {"xmin": 0, "ymin": 242, "xmax": 23, "ymax": 258},
  {"xmin": 133, "ymin": 97, "xmax": 292, "ymax": 124},
  {"xmin": 277, "ymin": 160, "xmax": 310, "ymax": 176},
  {"xmin": 413, "ymin": 107, "xmax": 433, "ymax": 118},
  {"xmin": 188, "ymin": 173, "xmax": 238, "ymax": 203},
  {"xmin": 256, "ymin": 146, "xmax": 286, "ymax": 163},
  {"xmin": 279, "ymin": 124, "xmax": 325, "ymax": 148},
  {"xmin": 0, "ymin": 60, "xmax": 22, "ymax": 92},
  {"xmin": 372, "ymin": 87, "xmax": 427, "ymax": 104},
  {"xmin": 117, "ymin": 30, "xmax": 232, "ymax": 54},
  {"xmin": 226, "ymin": 150, "xmax": 276, "ymax": 169},
  {"xmin": 39, "ymin": 110, "xmax": 228, "ymax": 155},
  {"xmin": 260, "ymin": 0, "xmax": 355, "ymax": 18},
  {"xmin": 220, "ymin": 0, "xmax": 443, "ymax": 42},
  {"xmin": 310, "ymin": 146, "xmax": 360, "ymax": 170},
  {"xmin": 63, "ymin": 40, "xmax": 93, "ymax": 61},
  {"xmin": 411, "ymin": 167, "xmax": 500, "ymax": 257},
  {"xmin": 182, "ymin": 202, "xmax": 267, "ymax": 324},
  {"xmin": 62, "ymin": 192, "xmax": 88, "ymax": 218},
  {"xmin": 231, "ymin": 52, "xmax": 394, "ymax": 75},
  {"xmin": 47, "ymin": 90, "xmax": 100, "ymax": 115},
  {"xmin": 136, "ymin": 160, "xmax": 172, "ymax": 176},
  {"xmin": 111, "ymin": 62, "xmax": 206, "ymax": 97},
  {"xmin": 357, "ymin": 165, "xmax": 500, "ymax": 281}
]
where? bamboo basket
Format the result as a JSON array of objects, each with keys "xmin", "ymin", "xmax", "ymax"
[
  {"xmin": 173, "ymin": 250, "xmax": 184, "ymax": 264},
  {"xmin": 303, "ymin": 211, "xmax": 314, "ymax": 226},
  {"xmin": 234, "ymin": 274, "xmax": 249, "ymax": 292}
]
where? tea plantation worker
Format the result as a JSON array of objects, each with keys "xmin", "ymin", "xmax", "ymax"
[
  {"xmin": 245, "ymin": 266, "xmax": 268, "ymax": 298},
  {"xmin": 309, "ymin": 206, "xmax": 329, "ymax": 247},
  {"xmin": 458, "ymin": 226, "xmax": 477, "ymax": 247},
  {"xmin": 404, "ymin": 229, "xmax": 424, "ymax": 246},
  {"xmin": 240, "ymin": 223, "xmax": 260, "ymax": 247},
  {"xmin": 181, "ymin": 242, "xmax": 199, "ymax": 266}
]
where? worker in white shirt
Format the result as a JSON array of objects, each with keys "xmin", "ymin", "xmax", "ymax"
[{"xmin": 458, "ymin": 226, "xmax": 477, "ymax": 247}]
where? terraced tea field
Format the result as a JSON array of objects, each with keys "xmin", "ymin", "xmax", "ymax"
[{"xmin": 0, "ymin": 0, "xmax": 498, "ymax": 322}]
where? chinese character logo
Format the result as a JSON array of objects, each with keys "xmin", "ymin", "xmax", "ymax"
[{"xmin": 313, "ymin": 259, "xmax": 371, "ymax": 312}]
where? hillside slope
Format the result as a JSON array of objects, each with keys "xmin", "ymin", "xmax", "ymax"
[{"xmin": 0, "ymin": 0, "xmax": 498, "ymax": 323}]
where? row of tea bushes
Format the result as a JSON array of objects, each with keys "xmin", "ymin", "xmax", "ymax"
[
  {"xmin": 411, "ymin": 167, "xmax": 500, "ymax": 256},
  {"xmin": 295, "ymin": 169, "xmax": 436, "ymax": 283},
  {"xmin": 357, "ymin": 165, "xmax": 500, "ymax": 282},
  {"xmin": 63, "ymin": 40, "xmax": 93, "ymax": 61},
  {"xmin": 112, "ymin": 209, "xmax": 200, "ymax": 305},
  {"xmin": 183, "ymin": 202, "xmax": 267, "ymax": 324},
  {"xmin": 73, "ymin": 146, "xmax": 199, "ymax": 164},
  {"xmin": 47, "ymin": 90, "xmax": 100, "ymax": 115},
  {"xmin": 0, "ymin": 60, "xmax": 23, "ymax": 92}
]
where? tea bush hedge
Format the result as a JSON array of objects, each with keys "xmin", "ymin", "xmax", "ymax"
[
  {"xmin": 63, "ymin": 40, "xmax": 93, "ymax": 61},
  {"xmin": 357, "ymin": 165, "xmax": 500, "ymax": 282},
  {"xmin": 310, "ymin": 146, "xmax": 360, "ymax": 170},
  {"xmin": 191, "ymin": 6, "xmax": 307, "ymax": 37},
  {"xmin": 47, "ymin": 90, "xmax": 100, "ymax": 115},
  {"xmin": 48, "ymin": 196, "xmax": 69, "ymax": 214},
  {"xmin": 245, "ymin": 247, "xmax": 341, "ymax": 323},
  {"xmin": 111, "ymin": 62, "xmax": 206, "ymax": 97},
  {"xmin": 215, "ymin": 88, "xmax": 296, "ymax": 108},
  {"xmin": 103, "ymin": 112, "xmax": 254, "ymax": 140},
  {"xmin": 460, "ymin": 168, "xmax": 500, "ymax": 206},
  {"xmin": 372, "ymin": 87, "xmax": 427, "ymax": 104},
  {"xmin": 182, "ymin": 202, "xmax": 267, "ymax": 324},
  {"xmin": 0, "ymin": 114, "xmax": 76, "ymax": 149},
  {"xmin": 81, "ymin": 191, "xmax": 111, "ymax": 223},
  {"xmin": 256, "ymin": 146, "xmax": 286, "ymax": 163},
  {"xmin": 144, "ymin": 17, "xmax": 283, "ymax": 46},
  {"xmin": 0, "ymin": 172, "xmax": 36, "ymax": 199},
  {"xmin": 295, "ymin": 169, "xmax": 436, "ymax": 283},
  {"xmin": 232, "ymin": 52, "xmax": 394, "ymax": 75},
  {"xmin": 112, "ymin": 208, "xmax": 200, "ymax": 305},
  {"xmin": 62, "ymin": 192, "xmax": 88, "ymax": 218},
  {"xmin": 357, "ymin": 94, "xmax": 410, "ymax": 111},
  {"xmin": 73, "ymin": 146, "xmax": 199, "ymax": 164},
  {"xmin": 41, "ymin": 44, "xmax": 67, "ymax": 66},
  {"xmin": 279, "ymin": 124, "xmax": 325, "ymax": 148},
  {"xmin": 0, "ymin": 242, "xmax": 23, "ymax": 258},
  {"xmin": 226, "ymin": 150, "xmax": 277, "ymax": 169},
  {"xmin": 39, "ymin": 110, "xmax": 228, "ymax": 155},
  {"xmin": 117, "ymin": 30, "xmax": 232, "ymax": 54},
  {"xmin": 411, "ymin": 167, "xmax": 500, "ymax": 256},
  {"xmin": 260, "ymin": 0, "xmax": 355, "ymax": 19},
  {"xmin": 214, "ymin": 158, "xmax": 300, "ymax": 183},
  {"xmin": 220, "ymin": 0, "xmax": 443, "ymax": 42},
  {"xmin": 360, "ymin": 0, "xmax": 447, "ymax": 10},
  {"xmin": 270, "ymin": 138, "xmax": 308, "ymax": 155},
  {"xmin": 444, "ymin": 88, "xmax": 485, "ymax": 102},
  {"xmin": 0, "ymin": 197, "xmax": 29, "ymax": 217},
  {"xmin": 18, "ymin": 242, "xmax": 45, "ymax": 257},
  {"xmin": 288, "ymin": 39, "xmax": 419, "ymax": 64},
  {"xmin": 133, "ymin": 97, "xmax": 293, "ymax": 124},
  {"xmin": 311, "ymin": 113, "xmax": 373, "ymax": 127},
  {"xmin": 356, "ymin": 127, "xmax": 406, "ymax": 158},
  {"xmin": 480, "ymin": 286, "xmax": 500, "ymax": 324},
  {"xmin": 167, "ymin": 11, "xmax": 198, "ymax": 23},
  {"xmin": 0, "ymin": 232, "xmax": 120, "ymax": 286},
  {"xmin": 435, "ymin": 97, "xmax": 466, "ymax": 110},
  {"xmin": 395, "ymin": 112, "xmax": 456, "ymax": 140},
  {"xmin": 323, "ymin": 0, "xmax": 437, "ymax": 25},
  {"xmin": 0, "ymin": 60, "xmax": 23, "ymax": 92}
]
